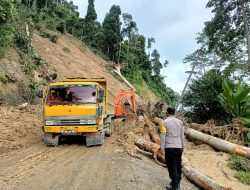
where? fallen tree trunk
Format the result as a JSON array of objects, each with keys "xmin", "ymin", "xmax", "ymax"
[
  {"xmin": 185, "ymin": 127, "xmax": 250, "ymax": 159},
  {"xmin": 154, "ymin": 117, "xmax": 250, "ymax": 159},
  {"xmin": 182, "ymin": 157, "xmax": 232, "ymax": 190},
  {"xmin": 134, "ymin": 138, "xmax": 231, "ymax": 190}
]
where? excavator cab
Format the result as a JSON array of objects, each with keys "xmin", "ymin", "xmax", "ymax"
[{"xmin": 114, "ymin": 88, "xmax": 136, "ymax": 117}]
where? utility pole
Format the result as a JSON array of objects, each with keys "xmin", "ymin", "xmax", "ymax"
[{"xmin": 176, "ymin": 64, "xmax": 196, "ymax": 110}]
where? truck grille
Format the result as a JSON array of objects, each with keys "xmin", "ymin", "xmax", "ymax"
[
  {"xmin": 60, "ymin": 119, "xmax": 80, "ymax": 125},
  {"xmin": 45, "ymin": 116, "xmax": 96, "ymax": 126}
]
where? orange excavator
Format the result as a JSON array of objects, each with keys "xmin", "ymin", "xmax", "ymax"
[{"xmin": 114, "ymin": 88, "xmax": 136, "ymax": 117}]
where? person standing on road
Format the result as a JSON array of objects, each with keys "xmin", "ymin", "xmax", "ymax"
[{"xmin": 160, "ymin": 107, "xmax": 185, "ymax": 190}]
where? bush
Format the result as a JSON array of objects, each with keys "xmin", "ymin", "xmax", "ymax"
[
  {"xmin": 20, "ymin": 58, "xmax": 36, "ymax": 75},
  {"xmin": 56, "ymin": 21, "xmax": 66, "ymax": 34},
  {"xmin": 63, "ymin": 47, "xmax": 70, "ymax": 53},
  {"xmin": 14, "ymin": 30, "xmax": 30, "ymax": 52},
  {"xmin": 50, "ymin": 35, "xmax": 59, "ymax": 43},
  {"xmin": 0, "ymin": 73, "xmax": 7, "ymax": 84},
  {"xmin": 0, "ymin": 24, "xmax": 14, "ymax": 57},
  {"xmin": 39, "ymin": 31, "xmax": 59, "ymax": 43},
  {"xmin": 40, "ymin": 31, "xmax": 51, "ymax": 38},
  {"xmin": 0, "ymin": 83, "xmax": 23, "ymax": 106},
  {"xmin": 17, "ymin": 81, "xmax": 41, "ymax": 104},
  {"xmin": 227, "ymin": 155, "xmax": 250, "ymax": 185},
  {"xmin": 28, "ymin": 46, "xmax": 43, "ymax": 65}
]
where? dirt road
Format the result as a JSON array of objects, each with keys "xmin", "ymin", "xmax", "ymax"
[{"xmin": 0, "ymin": 135, "xmax": 198, "ymax": 190}]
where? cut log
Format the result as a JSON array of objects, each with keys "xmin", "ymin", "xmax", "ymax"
[
  {"xmin": 134, "ymin": 138, "xmax": 232, "ymax": 190},
  {"xmin": 134, "ymin": 138, "xmax": 165, "ymax": 162},
  {"xmin": 154, "ymin": 117, "xmax": 250, "ymax": 159},
  {"xmin": 182, "ymin": 157, "xmax": 232, "ymax": 190},
  {"xmin": 185, "ymin": 127, "xmax": 250, "ymax": 159}
]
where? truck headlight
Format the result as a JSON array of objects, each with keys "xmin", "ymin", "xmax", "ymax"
[
  {"xmin": 46, "ymin": 120, "xmax": 54, "ymax": 125},
  {"xmin": 87, "ymin": 120, "xmax": 96, "ymax": 124}
]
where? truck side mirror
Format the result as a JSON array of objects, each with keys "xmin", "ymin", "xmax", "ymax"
[{"xmin": 98, "ymin": 90, "xmax": 104, "ymax": 103}]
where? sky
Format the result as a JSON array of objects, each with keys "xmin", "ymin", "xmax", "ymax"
[{"xmin": 72, "ymin": 0, "xmax": 212, "ymax": 94}]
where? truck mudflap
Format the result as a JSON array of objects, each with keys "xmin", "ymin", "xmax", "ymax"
[
  {"xmin": 43, "ymin": 133, "xmax": 60, "ymax": 147},
  {"xmin": 86, "ymin": 131, "xmax": 105, "ymax": 146}
]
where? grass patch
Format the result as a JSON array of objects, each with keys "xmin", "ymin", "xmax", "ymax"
[
  {"xmin": 0, "ymin": 73, "xmax": 7, "ymax": 84},
  {"xmin": 227, "ymin": 155, "xmax": 250, "ymax": 185}
]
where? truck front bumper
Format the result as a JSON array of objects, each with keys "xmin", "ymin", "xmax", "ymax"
[{"xmin": 44, "ymin": 125, "xmax": 100, "ymax": 133}]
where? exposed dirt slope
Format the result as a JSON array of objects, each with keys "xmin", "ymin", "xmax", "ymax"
[
  {"xmin": 0, "ymin": 105, "xmax": 42, "ymax": 154},
  {"xmin": 32, "ymin": 31, "xmax": 157, "ymax": 103}
]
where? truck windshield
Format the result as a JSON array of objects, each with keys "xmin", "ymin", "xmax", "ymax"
[{"xmin": 46, "ymin": 85, "xmax": 97, "ymax": 105}]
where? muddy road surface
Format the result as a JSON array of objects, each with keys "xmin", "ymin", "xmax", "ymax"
[{"xmin": 0, "ymin": 135, "xmax": 198, "ymax": 190}]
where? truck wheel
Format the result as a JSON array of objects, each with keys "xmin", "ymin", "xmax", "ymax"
[
  {"xmin": 43, "ymin": 134, "xmax": 60, "ymax": 147},
  {"xmin": 105, "ymin": 123, "xmax": 113, "ymax": 137}
]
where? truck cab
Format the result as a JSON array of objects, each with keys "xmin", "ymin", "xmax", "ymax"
[{"xmin": 42, "ymin": 78, "xmax": 115, "ymax": 146}]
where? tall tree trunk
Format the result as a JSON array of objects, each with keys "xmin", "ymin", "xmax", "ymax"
[{"xmin": 241, "ymin": 0, "xmax": 250, "ymax": 70}]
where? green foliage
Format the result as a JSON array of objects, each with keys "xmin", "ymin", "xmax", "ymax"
[
  {"xmin": 0, "ymin": 73, "xmax": 7, "ymax": 84},
  {"xmin": 63, "ymin": 47, "xmax": 70, "ymax": 53},
  {"xmin": 28, "ymin": 46, "xmax": 43, "ymax": 65},
  {"xmin": 14, "ymin": 30, "xmax": 30, "ymax": 51},
  {"xmin": 205, "ymin": 0, "xmax": 247, "ymax": 62},
  {"xmin": 20, "ymin": 57, "xmax": 36, "ymax": 75},
  {"xmin": 218, "ymin": 79, "xmax": 250, "ymax": 126},
  {"xmin": 121, "ymin": 13, "xmax": 138, "ymax": 40},
  {"xmin": 50, "ymin": 34, "xmax": 59, "ymax": 43},
  {"xmin": 102, "ymin": 5, "xmax": 122, "ymax": 63},
  {"xmin": 0, "ymin": 0, "xmax": 15, "ymax": 57},
  {"xmin": 39, "ymin": 31, "xmax": 59, "ymax": 43},
  {"xmin": 83, "ymin": 0, "xmax": 98, "ymax": 46},
  {"xmin": 1, "ymin": 0, "xmax": 178, "ymax": 108},
  {"xmin": 246, "ymin": 133, "xmax": 250, "ymax": 147},
  {"xmin": 182, "ymin": 70, "xmax": 230, "ymax": 124},
  {"xmin": 227, "ymin": 155, "xmax": 250, "ymax": 185},
  {"xmin": 17, "ymin": 80, "xmax": 40, "ymax": 104},
  {"xmin": 40, "ymin": 30, "xmax": 51, "ymax": 38},
  {"xmin": 0, "ymin": 0, "xmax": 15, "ymax": 24},
  {"xmin": 0, "ymin": 24, "xmax": 14, "ymax": 57},
  {"xmin": 151, "ymin": 49, "xmax": 162, "ymax": 76}
]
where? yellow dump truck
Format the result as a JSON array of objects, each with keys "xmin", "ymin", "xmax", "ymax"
[{"xmin": 42, "ymin": 78, "xmax": 115, "ymax": 146}]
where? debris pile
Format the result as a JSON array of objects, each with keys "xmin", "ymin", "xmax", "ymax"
[{"xmin": 189, "ymin": 119, "xmax": 250, "ymax": 146}]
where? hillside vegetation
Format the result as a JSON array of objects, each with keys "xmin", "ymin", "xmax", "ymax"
[{"xmin": 0, "ymin": 0, "xmax": 178, "ymax": 106}]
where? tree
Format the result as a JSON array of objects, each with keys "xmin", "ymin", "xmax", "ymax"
[
  {"xmin": 0, "ymin": 0, "xmax": 15, "ymax": 23},
  {"xmin": 83, "ymin": 0, "xmax": 97, "ymax": 46},
  {"xmin": 182, "ymin": 70, "xmax": 230, "ymax": 124},
  {"xmin": 151, "ymin": 49, "xmax": 162, "ymax": 76},
  {"xmin": 102, "ymin": 5, "xmax": 122, "ymax": 63},
  {"xmin": 147, "ymin": 37, "xmax": 155, "ymax": 56},
  {"xmin": 204, "ymin": 0, "xmax": 250, "ymax": 73},
  {"xmin": 0, "ymin": 0, "xmax": 15, "ymax": 57},
  {"xmin": 121, "ymin": 13, "xmax": 138, "ymax": 40}
]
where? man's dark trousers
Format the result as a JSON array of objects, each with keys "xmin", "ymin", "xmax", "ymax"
[{"xmin": 165, "ymin": 148, "xmax": 183, "ymax": 188}]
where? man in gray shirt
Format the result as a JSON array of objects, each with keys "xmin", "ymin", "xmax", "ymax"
[{"xmin": 160, "ymin": 107, "xmax": 184, "ymax": 190}]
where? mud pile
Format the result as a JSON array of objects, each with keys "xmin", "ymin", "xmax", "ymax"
[{"xmin": 0, "ymin": 105, "xmax": 42, "ymax": 154}]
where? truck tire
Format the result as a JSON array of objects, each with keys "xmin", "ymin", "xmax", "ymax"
[
  {"xmin": 105, "ymin": 123, "xmax": 113, "ymax": 137},
  {"xmin": 43, "ymin": 134, "xmax": 60, "ymax": 147}
]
